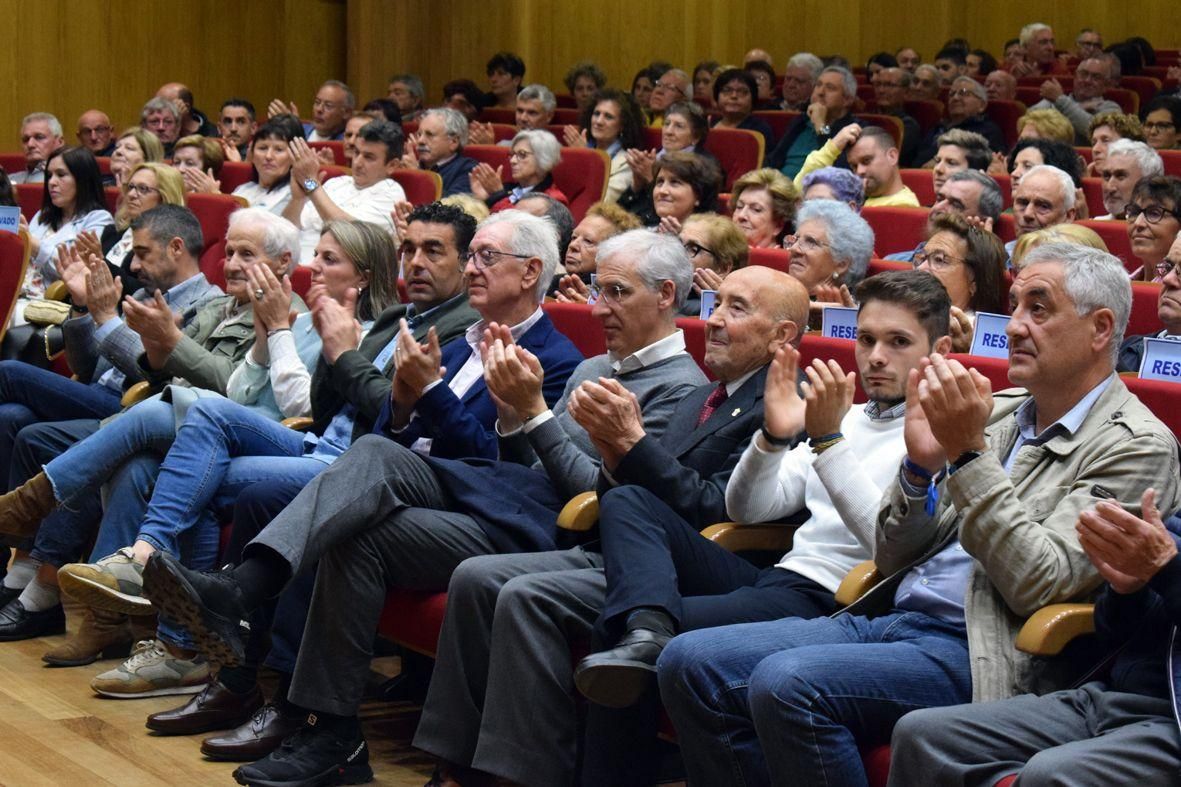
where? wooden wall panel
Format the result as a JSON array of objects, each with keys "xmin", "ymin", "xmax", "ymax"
[
  {"xmin": 0, "ymin": 0, "xmax": 345, "ymax": 152},
  {"xmin": 347, "ymin": 0, "xmax": 1181, "ymax": 108}
]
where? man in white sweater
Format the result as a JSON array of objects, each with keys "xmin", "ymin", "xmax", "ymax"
[{"xmin": 575, "ymin": 269, "xmax": 953, "ymax": 710}]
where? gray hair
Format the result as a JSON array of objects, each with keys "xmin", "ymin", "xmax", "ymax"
[
  {"xmin": 1020, "ymin": 22, "xmax": 1052, "ymax": 46},
  {"xmin": 388, "ymin": 73, "xmax": 424, "ymax": 101},
  {"xmin": 1105, "ymin": 139, "xmax": 1164, "ymax": 178},
  {"xmin": 1098, "ymin": 51, "xmax": 1121, "ymax": 81},
  {"xmin": 951, "ymin": 76, "xmax": 987, "ymax": 102},
  {"xmin": 321, "ymin": 80, "xmax": 356, "ymax": 110},
  {"xmin": 131, "ymin": 204, "xmax": 204, "ymax": 258},
  {"xmin": 796, "ymin": 199, "xmax": 875, "ymax": 287},
  {"xmin": 140, "ymin": 97, "xmax": 179, "ymax": 123},
  {"xmin": 597, "ymin": 229, "xmax": 693, "ymax": 311},
  {"xmin": 227, "ymin": 206, "xmax": 301, "ymax": 273},
  {"xmin": 946, "ymin": 170, "xmax": 1004, "ymax": 223},
  {"xmin": 517, "ymin": 83, "xmax": 556, "ymax": 114},
  {"xmin": 21, "ymin": 112, "xmax": 62, "ymax": 137},
  {"xmin": 423, "ymin": 107, "xmax": 469, "ymax": 147},
  {"xmin": 512, "ymin": 129, "xmax": 562, "ymax": 173},
  {"xmin": 477, "ymin": 210, "xmax": 561, "ymax": 302},
  {"xmin": 515, "ymin": 193, "xmax": 573, "ymax": 258},
  {"xmin": 821, "ymin": 66, "xmax": 857, "ymax": 99},
  {"xmin": 1021, "ymin": 164, "xmax": 1077, "ymax": 210},
  {"xmin": 914, "ymin": 64, "xmax": 940, "ymax": 83},
  {"xmin": 1021, "ymin": 242, "xmax": 1131, "ymax": 363},
  {"xmin": 787, "ymin": 53, "xmax": 824, "ymax": 80}
]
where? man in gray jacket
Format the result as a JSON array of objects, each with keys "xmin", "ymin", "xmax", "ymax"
[
  {"xmin": 1031, "ymin": 54, "xmax": 1123, "ymax": 144},
  {"xmin": 659, "ymin": 243, "xmax": 1181, "ymax": 786}
]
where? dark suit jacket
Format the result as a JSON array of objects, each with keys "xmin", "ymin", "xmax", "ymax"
[
  {"xmin": 310, "ymin": 294, "xmax": 478, "ymax": 439},
  {"xmin": 914, "ymin": 113, "xmax": 1007, "ymax": 165},
  {"xmin": 766, "ymin": 113, "xmax": 861, "ymax": 173},
  {"xmin": 434, "ymin": 154, "xmax": 478, "ymax": 197},
  {"xmin": 602, "ymin": 366, "xmax": 770, "ymax": 529},
  {"xmin": 375, "ymin": 311, "xmax": 584, "ymax": 460}
]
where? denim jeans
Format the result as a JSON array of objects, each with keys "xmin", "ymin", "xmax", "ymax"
[
  {"xmin": 135, "ymin": 397, "xmax": 323, "ymax": 557},
  {"xmin": 0, "ymin": 360, "xmax": 122, "ymax": 489},
  {"xmin": 657, "ymin": 611, "xmax": 972, "ymax": 787}
]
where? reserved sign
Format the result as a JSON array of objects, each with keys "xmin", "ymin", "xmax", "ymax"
[
  {"xmin": 1139, "ymin": 337, "xmax": 1181, "ymax": 382},
  {"xmin": 0, "ymin": 206, "xmax": 19, "ymax": 234},
  {"xmin": 820, "ymin": 305, "xmax": 858, "ymax": 340},
  {"xmin": 969, "ymin": 312, "xmax": 1011, "ymax": 359},
  {"xmin": 698, "ymin": 290, "xmax": 717, "ymax": 320}
]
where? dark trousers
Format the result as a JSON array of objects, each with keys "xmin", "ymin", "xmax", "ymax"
[{"xmin": 13, "ymin": 419, "xmax": 101, "ymax": 557}]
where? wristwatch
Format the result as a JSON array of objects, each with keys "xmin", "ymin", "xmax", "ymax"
[
  {"xmin": 820, "ymin": 124, "xmax": 832, "ymax": 136},
  {"xmin": 301, "ymin": 177, "xmax": 319, "ymax": 194},
  {"xmin": 949, "ymin": 449, "xmax": 982, "ymax": 474}
]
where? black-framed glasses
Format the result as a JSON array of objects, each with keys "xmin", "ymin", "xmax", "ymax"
[
  {"xmin": 462, "ymin": 247, "xmax": 531, "ymax": 270},
  {"xmin": 684, "ymin": 241, "xmax": 716, "ymax": 258},
  {"xmin": 913, "ymin": 250, "xmax": 965, "ymax": 271},
  {"xmin": 1144, "ymin": 122, "xmax": 1177, "ymax": 133},
  {"xmin": 126, "ymin": 183, "xmax": 159, "ymax": 196},
  {"xmin": 1126, "ymin": 204, "xmax": 1179, "ymax": 224}
]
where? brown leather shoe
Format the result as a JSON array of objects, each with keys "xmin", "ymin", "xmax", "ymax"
[
  {"xmin": 199, "ymin": 701, "xmax": 305, "ymax": 761},
  {"xmin": 0, "ymin": 472, "xmax": 56, "ymax": 539},
  {"xmin": 42, "ymin": 606, "xmax": 132, "ymax": 667},
  {"xmin": 145, "ymin": 680, "xmax": 263, "ymax": 735}
]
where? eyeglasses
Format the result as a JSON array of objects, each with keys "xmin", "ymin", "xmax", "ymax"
[
  {"xmin": 462, "ymin": 247, "xmax": 531, "ymax": 270},
  {"xmin": 1158, "ymin": 258, "xmax": 1181, "ymax": 279},
  {"xmin": 719, "ymin": 86, "xmax": 752, "ymax": 97},
  {"xmin": 126, "ymin": 183, "xmax": 159, "ymax": 196},
  {"xmin": 1144, "ymin": 122, "xmax": 1177, "ymax": 133},
  {"xmin": 683, "ymin": 241, "xmax": 716, "ymax": 258},
  {"xmin": 654, "ymin": 81, "xmax": 688, "ymax": 96},
  {"xmin": 589, "ymin": 282, "xmax": 634, "ymax": 304},
  {"xmin": 874, "ymin": 82, "xmax": 904, "ymax": 89},
  {"xmin": 1075, "ymin": 68, "xmax": 1106, "ymax": 81},
  {"xmin": 509, "ymin": 149, "xmax": 533, "ymax": 161},
  {"xmin": 948, "ymin": 88, "xmax": 979, "ymax": 99},
  {"xmin": 1126, "ymin": 204, "xmax": 1179, "ymax": 224},
  {"xmin": 913, "ymin": 250, "xmax": 965, "ymax": 271},
  {"xmin": 312, "ymin": 99, "xmax": 341, "ymax": 111},
  {"xmin": 785, "ymin": 234, "xmax": 830, "ymax": 252}
]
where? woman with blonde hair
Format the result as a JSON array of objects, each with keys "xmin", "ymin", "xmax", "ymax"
[
  {"xmin": 108, "ymin": 128, "xmax": 164, "ymax": 187},
  {"xmin": 97, "ymin": 162, "xmax": 186, "ymax": 291},
  {"xmin": 172, "ymin": 134, "xmax": 227, "ymax": 194},
  {"xmin": 1010, "ymin": 223, "xmax": 1108, "ymax": 269},
  {"xmin": 1016, "ymin": 108, "xmax": 1076, "ymax": 145},
  {"xmin": 552, "ymin": 201, "xmax": 642, "ymax": 301},
  {"xmin": 730, "ymin": 168, "xmax": 800, "ymax": 247},
  {"xmin": 679, "ymin": 212, "xmax": 749, "ymax": 315}
]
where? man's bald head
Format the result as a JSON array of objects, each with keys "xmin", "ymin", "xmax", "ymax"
[
  {"xmin": 76, "ymin": 109, "xmax": 113, "ymax": 153},
  {"xmin": 156, "ymin": 82, "xmax": 195, "ymax": 120},
  {"xmin": 704, "ymin": 266, "xmax": 809, "ymax": 381}
]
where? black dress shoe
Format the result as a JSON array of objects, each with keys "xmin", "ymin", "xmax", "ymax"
[
  {"xmin": 0, "ymin": 584, "xmax": 19, "ymax": 611},
  {"xmin": 141, "ymin": 552, "xmax": 249, "ymax": 667},
  {"xmin": 202, "ymin": 702, "xmax": 307, "ymax": 762},
  {"xmin": 0, "ymin": 599, "xmax": 66, "ymax": 642},
  {"xmin": 146, "ymin": 680, "xmax": 264, "ymax": 735},
  {"xmin": 232, "ymin": 718, "xmax": 372, "ymax": 786},
  {"xmin": 574, "ymin": 627, "xmax": 671, "ymax": 709}
]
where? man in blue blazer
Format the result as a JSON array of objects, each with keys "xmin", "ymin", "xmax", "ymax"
[{"xmin": 144, "ymin": 228, "xmax": 706, "ymax": 783}]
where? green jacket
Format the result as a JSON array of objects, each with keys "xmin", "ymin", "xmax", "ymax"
[
  {"xmin": 866, "ymin": 376, "xmax": 1181, "ymax": 702},
  {"xmin": 139, "ymin": 293, "xmax": 309, "ymax": 394}
]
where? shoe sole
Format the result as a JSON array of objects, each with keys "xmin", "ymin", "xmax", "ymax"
[
  {"xmin": 200, "ymin": 736, "xmax": 288, "ymax": 762},
  {"xmin": 142, "ymin": 555, "xmax": 246, "ymax": 668},
  {"xmin": 92, "ymin": 681, "xmax": 208, "ymax": 699},
  {"xmin": 232, "ymin": 762, "xmax": 374, "ymax": 787},
  {"xmin": 574, "ymin": 661, "xmax": 656, "ymax": 709},
  {"xmin": 43, "ymin": 640, "xmax": 133, "ymax": 667},
  {"xmin": 58, "ymin": 573, "xmax": 152, "ymax": 616}
]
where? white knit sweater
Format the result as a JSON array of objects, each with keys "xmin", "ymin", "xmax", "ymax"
[{"xmin": 725, "ymin": 405, "xmax": 907, "ymax": 592}]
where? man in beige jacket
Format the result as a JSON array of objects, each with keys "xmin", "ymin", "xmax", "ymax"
[{"xmin": 658, "ymin": 242, "xmax": 1181, "ymax": 786}]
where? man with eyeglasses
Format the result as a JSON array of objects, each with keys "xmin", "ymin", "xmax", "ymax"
[
  {"xmin": 648, "ymin": 69, "xmax": 691, "ymax": 127},
  {"xmin": 75, "ymin": 110, "xmax": 114, "ymax": 157},
  {"xmin": 140, "ymin": 97, "xmax": 182, "ymax": 155},
  {"xmin": 886, "ymin": 171, "xmax": 1004, "ymax": 261},
  {"xmin": 1075, "ymin": 28, "xmax": 1104, "ymax": 60},
  {"xmin": 871, "ymin": 67, "xmax": 922, "ymax": 166},
  {"xmin": 915, "ymin": 76, "xmax": 1006, "ymax": 167},
  {"xmin": 768, "ymin": 66, "xmax": 862, "ymax": 179},
  {"xmin": 400, "ymin": 108, "xmax": 478, "ymax": 196},
  {"xmin": 144, "ymin": 227, "xmax": 700, "ymax": 783},
  {"xmin": 267, "ymin": 80, "xmax": 354, "ymax": 142},
  {"xmin": 1032, "ymin": 54, "xmax": 1122, "ymax": 144}
]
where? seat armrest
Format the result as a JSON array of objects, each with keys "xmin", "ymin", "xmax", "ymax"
[
  {"xmin": 556, "ymin": 491, "xmax": 598, "ymax": 532},
  {"xmin": 1014, "ymin": 603, "xmax": 1096, "ymax": 656},
  {"xmin": 702, "ymin": 523, "xmax": 796, "ymax": 553},
  {"xmin": 281, "ymin": 417, "xmax": 314, "ymax": 431},
  {"xmin": 120, "ymin": 381, "xmax": 153, "ymax": 408},
  {"xmin": 834, "ymin": 560, "xmax": 883, "ymax": 607}
]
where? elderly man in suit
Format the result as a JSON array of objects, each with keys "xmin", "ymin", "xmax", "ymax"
[
  {"xmin": 144, "ymin": 227, "xmax": 705, "ymax": 784},
  {"xmin": 659, "ymin": 244, "xmax": 1181, "ymax": 786},
  {"xmin": 412, "ymin": 264, "xmax": 809, "ymax": 787}
]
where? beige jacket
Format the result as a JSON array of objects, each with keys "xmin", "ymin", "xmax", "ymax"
[{"xmin": 861, "ymin": 377, "xmax": 1181, "ymax": 702}]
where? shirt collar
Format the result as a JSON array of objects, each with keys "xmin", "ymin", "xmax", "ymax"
[
  {"xmin": 464, "ymin": 306, "xmax": 545, "ymax": 350},
  {"xmin": 610, "ymin": 329, "xmax": 687, "ymax": 374},
  {"xmin": 162, "ymin": 272, "xmax": 208, "ymax": 305},
  {"xmin": 864, "ymin": 399, "xmax": 907, "ymax": 421},
  {"xmin": 604, "ymin": 141, "xmax": 622, "ymax": 158},
  {"xmin": 1013, "ymin": 374, "xmax": 1114, "ymax": 444},
  {"xmin": 724, "ymin": 367, "xmax": 759, "ymax": 397},
  {"xmin": 405, "ymin": 292, "xmax": 465, "ymax": 328}
]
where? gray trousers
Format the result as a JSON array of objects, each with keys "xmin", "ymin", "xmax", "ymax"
[
  {"xmin": 888, "ymin": 681, "xmax": 1181, "ymax": 786},
  {"xmin": 269, "ymin": 435, "xmax": 496, "ymax": 716},
  {"xmin": 412, "ymin": 548, "xmax": 605, "ymax": 787}
]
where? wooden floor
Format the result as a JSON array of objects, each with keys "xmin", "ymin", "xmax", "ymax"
[{"xmin": 0, "ymin": 603, "xmax": 435, "ymax": 787}]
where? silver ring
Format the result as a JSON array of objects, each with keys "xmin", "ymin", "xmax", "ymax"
[{"xmin": 254, "ymin": 288, "xmax": 265, "ymax": 301}]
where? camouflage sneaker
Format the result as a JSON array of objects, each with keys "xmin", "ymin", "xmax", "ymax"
[
  {"xmin": 59, "ymin": 547, "xmax": 152, "ymax": 615},
  {"xmin": 90, "ymin": 639, "xmax": 210, "ymax": 698}
]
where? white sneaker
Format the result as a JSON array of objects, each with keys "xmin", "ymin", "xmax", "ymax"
[{"xmin": 90, "ymin": 639, "xmax": 209, "ymax": 698}]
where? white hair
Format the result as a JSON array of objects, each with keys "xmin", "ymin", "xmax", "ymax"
[
  {"xmin": 227, "ymin": 207, "xmax": 301, "ymax": 272},
  {"xmin": 21, "ymin": 112, "xmax": 62, "ymax": 137},
  {"xmin": 1021, "ymin": 242, "xmax": 1131, "ymax": 363},
  {"xmin": 795, "ymin": 199, "xmax": 875, "ymax": 287},
  {"xmin": 517, "ymin": 84, "xmax": 556, "ymax": 114},
  {"xmin": 1020, "ymin": 22, "xmax": 1052, "ymax": 46},
  {"xmin": 951, "ymin": 76, "xmax": 987, "ymax": 102},
  {"xmin": 423, "ymin": 107, "xmax": 469, "ymax": 147},
  {"xmin": 1021, "ymin": 164, "xmax": 1077, "ymax": 210},
  {"xmin": 821, "ymin": 66, "xmax": 858, "ymax": 99},
  {"xmin": 597, "ymin": 229, "xmax": 693, "ymax": 311},
  {"xmin": 1105, "ymin": 139, "xmax": 1165, "ymax": 178},
  {"xmin": 512, "ymin": 129, "xmax": 562, "ymax": 173},
  {"xmin": 787, "ymin": 53, "xmax": 824, "ymax": 80},
  {"xmin": 477, "ymin": 210, "xmax": 560, "ymax": 302}
]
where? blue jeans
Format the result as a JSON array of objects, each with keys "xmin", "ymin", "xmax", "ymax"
[
  {"xmin": 657, "ymin": 611, "xmax": 972, "ymax": 787},
  {"xmin": 135, "ymin": 397, "xmax": 323, "ymax": 557},
  {"xmin": 0, "ymin": 360, "xmax": 122, "ymax": 489}
]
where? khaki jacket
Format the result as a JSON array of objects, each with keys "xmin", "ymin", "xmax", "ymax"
[{"xmin": 862, "ymin": 377, "xmax": 1181, "ymax": 702}]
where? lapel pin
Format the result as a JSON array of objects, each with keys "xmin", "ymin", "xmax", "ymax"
[{"xmin": 731, "ymin": 407, "xmax": 742, "ymax": 417}]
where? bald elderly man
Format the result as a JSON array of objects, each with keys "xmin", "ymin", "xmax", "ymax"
[{"xmin": 75, "ymin": 110, "xmax": 114, "ymax": 156}]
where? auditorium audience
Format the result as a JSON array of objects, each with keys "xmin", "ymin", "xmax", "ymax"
[
  {"xmin": 1016, "ymin": 108, "xmax": 1077, "ymax": 145},
  {"xmin": 1010, "ymin": 223, "xmax": 1110, "ymax": 269},
  {"xmin": 441, "ymin": 79, "xmax": 484, "ymax": 122},
  {"xmin": 678, "ymin": 212, "xmax": 749, "ymax": 316},
  {"xmin": 691, "ymin": 60, "xmax": 721, "ymax": 106},
  {"xmin": 386, "ymin": 74, "xmax": 425, "ymax": 122},
  {"xmin": 932, "ymin": 128, "xmax": 993, "ymax": 192},
  {"xmin": 217, "ymin": 99, "xmax": 257, "ymax": 159},
  {"xmin": 623, "ymin": 150, "xmax": 721, "ymax": 229},
  {"xmin": 1009, "ymin": 164, "xmax": 1079, "ymax": 256},
  {"xmin": 11, "ymin": 112, "xmax": 63, "ymax": 184},
  {"xmin": 1006, "ymin": 138, "xmax": 1084, "ymax": 193},
  {"xmin": 984, "ymin": 69, "xmax": 1018, "ymax": 102},
  {"xmin": 660, "ymin": 241, "xmax": 1179, "ymax": 786},
  {"xmin": 871, "ymin": 67, "xmax": 923, "ymax": 166},
  {"xmin": 564, "ymin": 62, "xmax": 607, "ymax": 111},
  {"xmin": 787, "ymin": 198, "xmax": 873, "ymax": 299},
  {"xmin": 800, "ymin": 166, "xmax": 865, "ymax": 210},
  {"xmin": 140, "ymin": 97, "xmax": 182, "ymax": 155},
  {"xmin": 647, "ymin": 69, "xmax": 692, "ymax": 127},
  {"xmin": 172, "ymin": 135, "xmax": 225, "ymax": 194},
  {"xmin": 1010, "ymin": 22, "xmax": 1069, "ymax": 77},
  {"xmin": 1030, "ymin": 54, "xmax": 1122, "ymax": 143},
  {"xmin": 933, "ymin": 48, "xmax": 968, "ymax": 85},
  {"xmin": 886, "ymin": 170, "xmax": 1004, "ymax": 261},
  {"xmin": 767, "ymin": 66, "xmax": 860, "ymax": 178},
  {"xmin": 896, "ymin": 47, "xmax": 921, "ymax": 73},
  {"xmin": 802, "ymin": 124, "xmax": 919, "ymax": 206},
  {"xmin": 1118, "ymin": 236, "xmax": 1181, "ymax": 372},
  {"xmin": 1090, "ymin": 111, "xmax": 1146, "ymax": 175},
  {"xmin": 156, "ymin": 82, "xmax": 218, "ymax": 138},
  {"xmin": 485, "ymin": 51, "xmax": 526, "ymax": 111},
  {"xmin": 745, "ymin": 60, "xmax": 779, "ymax": 110},
  {"xmin": 915, "ymin": 76, "xmax": 1006, "ymax": 165},
  {"xmin": 563, "ymin": 88, "xmax": 647, "ymax": 203},
  {"xmin": 552, "ymin": 201, "xmax": 641, "ymax": 300},
  {"xmin": 781, "ymin": 53, "xmax": 824, "ymax": 111},
  {"xmin": 1126, "ymin": 176, "xmax": 1181, "ymax": 282},
  {"xmin": 103, "ymin": 162, "xmax": 185, "ymax": 291},
  {"xmin": 909, "ymin": 64, "xmax": 942, "ymax": 101}
]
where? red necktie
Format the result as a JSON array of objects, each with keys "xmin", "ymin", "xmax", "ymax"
[{"xmin": 697, "ymin": 383, "xmax": 729, "ymax": 426}]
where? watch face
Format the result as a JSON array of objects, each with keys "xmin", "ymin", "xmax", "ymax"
[{"xmin": 302, "ymin": 178, "xmax": 318, "ymax": 191}]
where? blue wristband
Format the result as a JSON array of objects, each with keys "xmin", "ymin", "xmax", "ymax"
[{"xmin": 902, "ymin": 457, "xmax": 933, "ymax": 481}]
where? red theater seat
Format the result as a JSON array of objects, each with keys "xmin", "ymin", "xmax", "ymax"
[
  {"xmin": 200, "ymin": 239, "xmax": 226, "ymax": 289},
  {"xmin": 703, "ymin": 128, "xmax": 765, "ymax": 191},
  {"xmin": 1126, "ymin": 376, "xmax": 1181, "ymax": 436},
  {"xmin": 993, "ymin": 173, "xmax": 1014, "ymax": 209},
  {"xmin": 903, "ymin": 100, "xmax": 944, "ymax": 134},
  {"xmin": 1159, "ymin": 150, "xmax": 1181, "ymax": 178},
  {"xmin": 861, "ymin": 206, "xmax": 930, "ymax": 257},
  {"xmin": 984, "ymin": 101, "xmax": 1028, "ymax": 150},
  {"xmin": 1129, "ymin": 283, "xmax": 1164, "ymax": 338},
  {"xmin": 218, "ymin": 161, "xmax": 254, "ymax": 194},
  {"xmin": 860, "ymin": 114, "xmax": 904, "ymax": 149},
  {"xmin": 309, "ymin": 140, "xmax": 346, "ymax": 165},
  {"xmin": 479, "ymin": 108, "xmax": 516, "ymax": 125},
  {"xmin": 550, "ymin": 147, "xmax": 610, "ymax": 222},
  {"xmin": 749, "ymin": 246, "xmax": 790, "ymax": 273},
  {"xmin": 799, "ymin": 335, "xmax": 865, "ymax": 403},
  {"xmin": 541, "ymin": 301, "xmax": 605, "ymax": 357},
  {"xmin": 899, "ymin": 170, "xmax": 936, "ymax": 207},
  {"xmin": 392, "ymin": 169, "xmax": 442, "ymax": 205},
  {"xmin": 1080, "ymin": 178, "xmax": 1104, "ymax": 218},
  {"xmin": 675, "ymin": 317, "xmax": 713, "ymax": 380},
  {"xmin": 1076, "ymin": 220, "xmax": 1133, "ymax": 272},
  {"xmin": 14, "ymin": 183, "xmax": 41, "ymax": 221},
  {"xmin": 868, "ymin": 258, "xmax": 910, "ymax": 276},
  {"xmin": 752, "ymin": 111, "xmax": 801, "ymax": 141},
  {"xmin": 185, "ymin": 192, "xmax": 246, "ymax": 251},
  {"xmin": 0, "ymin": 229, "xmax": 31, "ymax": 342}
]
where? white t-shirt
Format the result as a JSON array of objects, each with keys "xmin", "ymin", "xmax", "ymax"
[
  {"xmin": 232, "ymin": 181, "xmax": 294, "ymax": 216},
  {"xmin": 296, "ymin": 177, "xmax": 405, "ymax": 264}
]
